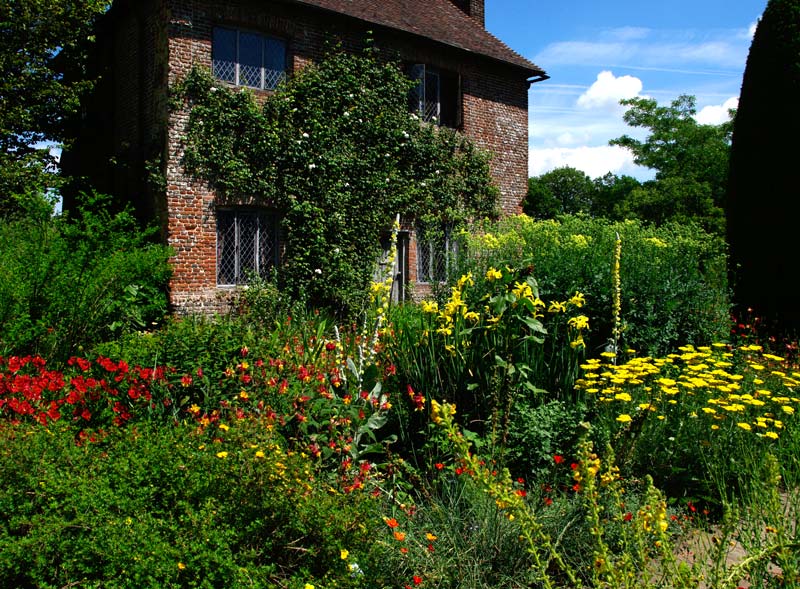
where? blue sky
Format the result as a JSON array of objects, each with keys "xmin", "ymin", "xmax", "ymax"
[{"xmin": 485, "ymin": 0, "xmax": 768, "ymax": 180}]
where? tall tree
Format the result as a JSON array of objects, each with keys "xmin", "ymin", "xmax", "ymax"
[
  {"xmin": 610, "ymin": 95, "xmax": 733, "ymax": 233},
  {"xmin": 727, "ymin": 0, "xmax": 800, "ymax": 330},
  {"xmin": 0, "ymin": 0, "xmax": 110, "ymax": 215}
]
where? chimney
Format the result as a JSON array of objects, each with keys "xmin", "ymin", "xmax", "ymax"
[{"xmin": 449, "ymin": 0, "xmax": 485, "ymax": 27}]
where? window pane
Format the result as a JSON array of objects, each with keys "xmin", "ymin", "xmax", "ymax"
[
  {"xmin": 239, "ymin": 32, "xmax": 263, "ymax": 88},
  {"xmin": 212, "ymin": 27, "xmax": 237, "ymax": 84},
  {"xmin": 423, "ymin": 70, "xmax": 440, "ymax": 122},
  {"xmin": 238, "ymin": 213, "xmax": 259, "ymax": 279},
  {"xmin": 258, "ymin": 215, "xmax": 277, "ymax": 272},
  {"xmin": 264, "ymin": 37, "xmax": 286, "ymax": 89},
  {"xmin": 217, "ymin": 211, "xmax": 237, "ymax": 285},
  {"xmin": 409, "ymin": 64, "xmax": 425, "ymax": 116}
]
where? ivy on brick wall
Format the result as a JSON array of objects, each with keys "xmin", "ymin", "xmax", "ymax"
[{"xmin": 173, "ymin": 43, "xmax": 498, "ymax": 315}]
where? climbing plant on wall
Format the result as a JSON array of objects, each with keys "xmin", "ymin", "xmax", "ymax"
[{"xmin": 174, "ymin": 43, "xmax": 499, "ymax": 315}]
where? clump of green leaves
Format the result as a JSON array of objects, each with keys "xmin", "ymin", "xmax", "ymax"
[
  {"xmin": 457, "ymin": 214, "xmax": 729, "ymax": 357},
  {"xmin": 0, "ymin": 193, "xmax": 171, "ymax": 363},
  {"xmin": 174, "ymin": 43, "xmax": 498, "ymax": 316}
]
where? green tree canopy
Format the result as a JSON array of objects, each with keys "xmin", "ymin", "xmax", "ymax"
[
  {"xmin": 523, "ymin": 166, "xmax": 595, "ymax": 219},
  {"xmin": 176, "ymin": 45, "xmax": 499, "ymax": 314},
  {"xmin": 0, "ymin": 0, "xmax": 110, "ymax": 215},
  {"xmin": 591, "ymin": 172, "xmax": 641, "ymax": 219},
  {"xmin": 727, "ymin": 0, "xmax": 800, "ymax": 330},
  {"xmin": 609, "ymin": 95, "xmax": 733, "ymax": 234}
]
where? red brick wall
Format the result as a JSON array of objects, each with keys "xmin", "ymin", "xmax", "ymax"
[{"xmin": 135, "ymin": 0, "xmax": 530, "ymax": 312}]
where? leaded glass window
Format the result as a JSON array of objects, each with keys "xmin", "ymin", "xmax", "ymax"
[
  {"xmin": 212, "ymin": 27, "xmax": 287, "ymax": 91},
  {"xmin": 217, "ymin": 209, "xmax": 279, "ymax": 286}
]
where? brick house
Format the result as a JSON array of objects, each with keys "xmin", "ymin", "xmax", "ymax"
[{"xmin": 68, "ymin": 0, "xmax": 546, "ymax": 313}]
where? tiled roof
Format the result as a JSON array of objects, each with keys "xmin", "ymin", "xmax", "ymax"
[{"xmin": 289, "ymin": 0, "xmax": 545, "ymax": 77}]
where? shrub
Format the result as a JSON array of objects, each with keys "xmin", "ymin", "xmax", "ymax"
[
  {"xmin": 0, "ymin": 193, "xmax": 171, "ymax": 363},
  {"xmin": 458, "ymin": 214, "xmax": 730, "ymax": 357},
  {"xmin": 383, "ymin": 267, "xmax": 589, "ymax": 464},
  {"xmin": 0, "ymin": 420, "xmax": 384, "ymax": 588}
]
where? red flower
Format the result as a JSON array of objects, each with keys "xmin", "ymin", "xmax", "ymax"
[
  {"xmin": 623, "ymin": 512, "xmax": 633, "ymax": 522},
  {"xmin": 435, "ymin": 463, "xmax": 444, "ymax": 470},
  {"xmin": 544, "ymin": 497, "xmax": 553, "ymax": 506},
  {"xmin": 413, "ymin": 575, "xmax": 423, "ymax": 585},
  {"xmin": 553, "ymin": 454, "xmax": 564, "ymax": 464}
]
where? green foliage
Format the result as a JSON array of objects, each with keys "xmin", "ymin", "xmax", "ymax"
[
  {"xmin": 523, "ymin": 166, "xmax": 595, "ymax": 219},
  {"xmin": 591, "ymin": 173, "xmax": 642, "ymax": 219},
  {"xmin": 0, "ymin": 421, "xmax": 383, "ymax": 589},
  {"xmin": 175, "ymin": 45, "xmax": 498, "ymax": 316},
  {"xmin": 0, "ymin": 0, "xmax": 110, "ymax": 213},
  {"xmin": 610, "ymin": 95, "xmax": 732, "ymax": 234},
  {"xmin": 505, "ymin": 399, "xmax": 586, "ymax": 481},
  {"xmin": 575, "ymin": 343, "xmax": 800, "ymax": 515},
  {"xmin": 0, "ymin": 193, "xmax": 171, "ymax": 363},
  {"xmin": 727, "ymin": 0, "xmax": 800, "ymax": 331},
  {"xmin": 458, "ymin": 214, "xmax": 730, "ymax": 357},
  {"xmin": 2, "ymin": 295, "xmax": 800, "ymax": 588},
  {"xmin": 384, "ymin": 268, "xmax": 588, "ymax": 465}
]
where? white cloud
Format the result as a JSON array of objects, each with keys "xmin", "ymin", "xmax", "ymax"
[
  {"xmin": 748, "ymin": 21, "xmax": 758, "ymax": 39},
  {"xmin": 529, "ymin": 145, "xmax": 651, "ymax": 180},
  {"xmin": 577, "ymin": 71, "xmax": 643, "ymax": 110},
  {"xmin": 694, "ymin": 96, "xmax": 738, "ymax": 125}
]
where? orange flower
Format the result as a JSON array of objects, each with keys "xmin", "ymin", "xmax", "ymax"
[
  {"xmin": 385, "ymin": 517, "xmax": 399, "ymax": 528},
  {"xmin": 393, "ymin": 531, "xmax": 406, "ymax": 541}
]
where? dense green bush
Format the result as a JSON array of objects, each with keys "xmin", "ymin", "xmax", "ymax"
[
  {"xmin": 0, "ymin": 420, "xmax": 384, "ymax": 589},
  {"xmin": 0, "ymin": 193, "xmax": 171, "ymax": 363},
  {"xmin": 457, "ymin": 214, "xmax": 730, "ymax": 357}
]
